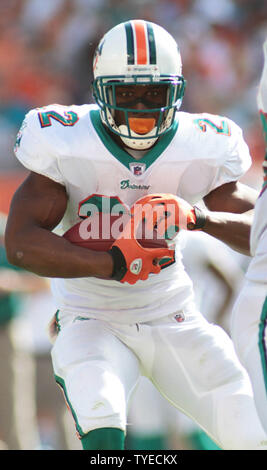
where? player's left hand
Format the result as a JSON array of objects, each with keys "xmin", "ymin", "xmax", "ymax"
[{"xmin": 132, "ymin": 193, "xmax": 206, "ymax": 237}]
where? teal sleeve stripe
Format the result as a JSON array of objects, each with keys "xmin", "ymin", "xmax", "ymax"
[
  {"xmin": 55, "ymin": 309, "xmax": 61, "ymax": 332},
  {"xmin": 260, "ymin": 110, "xmax": 267, "ymax": 147},
  {"xmin": 258, "ymin": 296, "xmax": 267, "ymax": 396},
  {"xmin": 259, "ymin": 111, "xmax": 267, "ymax": 194}
]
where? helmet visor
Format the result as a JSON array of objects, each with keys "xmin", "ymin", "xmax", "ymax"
[{"xmin": 93, "ymin": 74, "xmax": 186, "ymax": 139}]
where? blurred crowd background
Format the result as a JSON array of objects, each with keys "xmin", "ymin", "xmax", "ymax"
[{"xmin": 0, "ymin": 0, "xmax": 266, "ymax": 450}]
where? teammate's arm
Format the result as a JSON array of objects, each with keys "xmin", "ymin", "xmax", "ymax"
[
  {"xmin": 5, "ymin": 172, "xmax": 114, "ymax": 278},
  {"xmin": 202, "ymin": 181, "xmax": 258, "ymax": 255}
]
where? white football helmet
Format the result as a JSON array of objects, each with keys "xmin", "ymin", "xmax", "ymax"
[{"xmin": 92, "ymin": 20, "xmax": 186, "ymax": 150}]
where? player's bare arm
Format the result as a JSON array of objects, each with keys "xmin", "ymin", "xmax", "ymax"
[
  {"xmin": 202, "ymin": 181, "xmax": 258, "ymax": 255},
  {"xmin": 5, "ymin": 172, "xmax": 114, "ymax": 278}
]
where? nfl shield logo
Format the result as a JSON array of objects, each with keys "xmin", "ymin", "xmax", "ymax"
[
  {"xmin": 129, "ymin": 162, "xmax": 146, "ymax": 176},
  {"xmin": 174, "ymin": 313, "xmax": 185, "ymax": 323}
]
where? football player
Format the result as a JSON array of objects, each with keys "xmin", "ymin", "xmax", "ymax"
[
  {"xmin": 231, "ymin": 38, "xmax": 267, "ymax": 433},
  {"xmin": 5, "ymin": 20, "xmax": 267, "ymax": 450}
]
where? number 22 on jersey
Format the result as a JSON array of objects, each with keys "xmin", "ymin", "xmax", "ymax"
[
  {"xmin": 38, "ymin": 108, "xmax": 79, "ymax": 128},
  {"xmin": 194, "ymin": 117, "xmax": 231, "ymax": 136}
]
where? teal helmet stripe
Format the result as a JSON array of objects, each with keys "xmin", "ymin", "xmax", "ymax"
[
  {"xmin": 125, "ymin": 20, "xmax": 157, "ymax": 66},
  {"xmin": 125, "ymin": 21, "xmax": 135, "ymax": 65},
  {"xmin": 146, "ymin": 22, "xmax": 157, "ymax": 65}
]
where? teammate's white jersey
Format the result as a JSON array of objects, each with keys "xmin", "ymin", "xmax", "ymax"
[
  {"xmin": 180, "ymin": 231, "xmax": 249, "ymax": 326},
  {"xmin": 14, "ymin": 103, "xmax": 251, "ymax": 324},
  {"xmin": 248, "ymin": 39, "xmax": 267, "ymax": 282}
]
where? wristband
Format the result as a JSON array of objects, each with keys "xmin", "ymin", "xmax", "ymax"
[
  {"xmin": 187, "ymin": 206, "xmax": 207, "ymax": 230},
  {"xmin": 108, "ymin": 246, "xmax": 127, "ymax": 281}
]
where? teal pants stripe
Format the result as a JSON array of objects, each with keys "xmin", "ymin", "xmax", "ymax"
[
  {"xmin": 54, "ymin": 374, "xmax": 84, "ymax": 437},
  {"xmin": 81, "ymin": 428, "xmax": 125, "ymax": 450},
  {"xmin": 258, "ymin": 296, "xmax": 267, "ymax": 395}
]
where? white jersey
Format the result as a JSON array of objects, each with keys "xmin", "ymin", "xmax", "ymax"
[
  {"xmin": 14, "ymin": 103, "xmax": 251, "ymax": 323},
  {"xmin": 180, "ymin": 231, "xmax": 249, "ymax": 326},
  {"xmin": 248, "ymin": 39, "xmax": 267, "ymax": 282}
]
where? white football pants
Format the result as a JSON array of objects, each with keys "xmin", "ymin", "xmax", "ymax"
[
  {"xmin": 51, "ymin": 304, "xmax": 267, "ymax": 450},
  {"xmin": 232, "ymin": 277, "xmax": 267, "ymax": 435}
]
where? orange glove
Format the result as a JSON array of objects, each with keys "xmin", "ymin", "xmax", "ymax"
[
  {"xmin": 109, "ymin": 205, "xmax": 175, "ymax": 285},
  {"xmin": 132, "ymin": 193, "xmax": 206, "ymax": 238}
]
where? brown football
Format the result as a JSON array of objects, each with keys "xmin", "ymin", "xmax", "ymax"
[{"xmin": 63, "ymin": 213, "xmax": 169, "ymax": 251}]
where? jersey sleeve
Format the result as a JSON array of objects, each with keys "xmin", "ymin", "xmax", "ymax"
[
  {"xmin": 178, "ymin": 115, "xmax": 252, "ymax": 205},
  {"xmin": 257, "ymin": 39, "xmax": 267, "ymax": 115},
  {"xmin": 14, "ymin": 109, "xmax": 65, "ymax": 185},
  {"xmin": 209, "ymin": 118, "xmax": 252, "ymax": 192},
  {"xmin": 250, "ymin": 39, "xmax": 267, "ymax": 254},
  {"xmin": 257, "ymin": 39, "xmax": 267, "ymax": 191}
]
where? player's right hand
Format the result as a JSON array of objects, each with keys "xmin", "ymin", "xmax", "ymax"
[{"xmin": 109, "ymin": 209, "xmax": 175, "ymax": 285}]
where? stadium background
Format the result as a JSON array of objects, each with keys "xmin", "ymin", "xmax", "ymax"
[{"xmin": 0, "ymin": 0, "xmax": 266, "ymax": 450}]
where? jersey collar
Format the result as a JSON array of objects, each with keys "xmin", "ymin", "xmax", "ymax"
[{"xmin": 90, "ymin": 109, "xmax": 179, "ymax": 171}]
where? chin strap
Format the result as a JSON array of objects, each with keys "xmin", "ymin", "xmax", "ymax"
[
  {"xmin": 120, "ymin": 136, "xmax": 158, "ymax": 150},
  {"xmin": 119, "ymin": 125, "xmax": 158, "ymax": 149}
]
